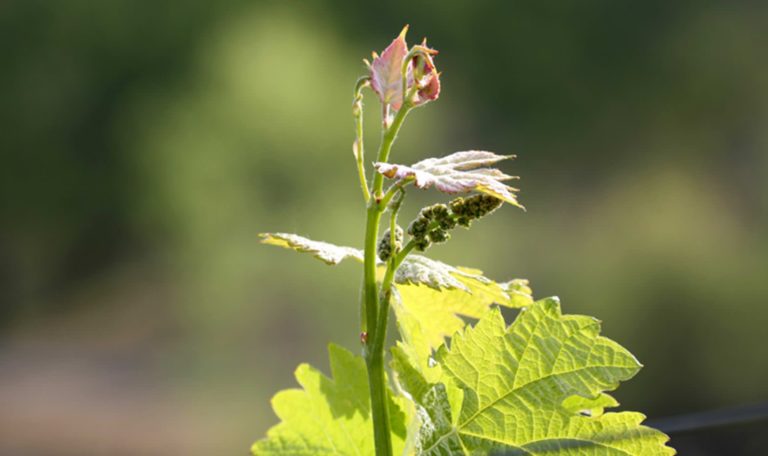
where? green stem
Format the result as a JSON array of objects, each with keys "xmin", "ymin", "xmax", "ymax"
[
  {"xmin": 363, "ymin": 102, "xmax": 412, "ymax": 339},
  {"xmin": 366, "ymin": 350, "xmax": 391, "ymax": 455},
  {"xmin": 375, "ymin": 191, "xmax": 405, "ymax": 353},
  {"xmin": 388, "ymin": 189, "xmax": 405, "ymax": 251},
  {"xmin": 361, "ymin": 54, "xmax": 425, "ymax": 452},
  {"xmin": 367, "ymin": 201, "xmax": 415, "ymax": 456},
  {"xmin": 372, "ymin": 241, "xmax": 414, "ymax": 357},
  {"xmin": 362, "ymin": 204, "xmax": 380, "ymax": 339},
  {"xmin": 362, "ymin": 196, "xmax": 393, "ymax": 455},
  {"xmin": 395, "ymin": 240, "xmax": 417, "ymax": 264},
  {"xmin": 362, "ymin": 101, "xmax": 413, "ymax": 456},
  {"xmin": 371, "ymin": 105, "xmax": 412, "ymax": 198}
]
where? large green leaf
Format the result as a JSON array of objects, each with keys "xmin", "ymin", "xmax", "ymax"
[
  {"xmin": 394, "ymin": 299, "xmax": 674, "ymax": 455},
  {"xmin": 252, "ymin": 344, "xmax": 406, "ymax": 455}
]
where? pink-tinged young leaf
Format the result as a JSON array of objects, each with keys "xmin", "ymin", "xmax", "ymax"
[
  {"xmin": 375, "ymin": 151, "xmax": 524, "ymax": 209},
  {"xmin": 369, "ymin": 26, "xmax": 409, "ymax": 110}
]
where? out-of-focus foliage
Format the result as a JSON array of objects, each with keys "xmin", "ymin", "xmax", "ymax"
[{"xmin": 1, "ymin": 1, "xmax": 767, "ymax": 454}]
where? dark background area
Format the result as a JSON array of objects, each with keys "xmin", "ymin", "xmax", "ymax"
[{"xmin": 1, "ymin": 1, "xmax": 766, "ymax": 454}]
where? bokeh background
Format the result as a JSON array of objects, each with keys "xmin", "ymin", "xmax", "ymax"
[{"xmin": 1, "ymin": 1, "xmax": 767, "ymax": 454}]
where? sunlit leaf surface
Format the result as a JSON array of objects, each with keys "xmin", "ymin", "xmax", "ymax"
[
  {"xmin": 252, "ymin": 344, "xmax": 405, "ymax": 455},
  {"xmin": 392, "ymin": 299, "xmax": 674, "ymax": 455},
  {"xmin": 393, "ymin": 254, "xmax": 532, "ymax": 353}
]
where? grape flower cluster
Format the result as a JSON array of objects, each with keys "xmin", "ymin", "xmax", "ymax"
[{"xmin": 406, "ymin": 194, "xmax": 502, "ymax": 252}]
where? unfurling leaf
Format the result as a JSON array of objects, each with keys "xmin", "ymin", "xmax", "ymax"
[
  {"xmin": 259, "ymin": 233, "xmax": 363, "ymax": 265},
  {"xmin": 367, "ymin": 26, "xmax": 441, "ymax": 112},
  {"xmin": 252, "ymin": 344, "xmax": 406, "ymax": 455},
  {"xmin": 375, "ymin": 151, "xmax": 523, "ymax": 208},
  {"xmin": 392, "ymin": 299, "xmax": 674, "ymax": 455},
  {"xmin": 368, "ymin": 26, "xmax": 409, "ymax": 110}
]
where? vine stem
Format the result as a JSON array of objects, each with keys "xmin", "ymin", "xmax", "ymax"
[
  {"xmin": 372, "ymin": 240, "xmax": 415, "ymax": 357},
  {"xmin": 362, "ymin": 101, "xmax": 413, "ymax": 456},
  {"xmin": 362, "ymin": 52, "xmax": 423, "ymax": 452},
  {"xmin": 373, "ymin": 189, "xmax": 407, "ymax": 358}
]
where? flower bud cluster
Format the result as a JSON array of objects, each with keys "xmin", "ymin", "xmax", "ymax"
[
  {"xmin": 377, "ymin": 225, "xmax": 404, "ymax": 261},
  {"xmin": 449, "ymin": 194, "xmax": 503, "ymax": 227},
  {"xmin": 407, "ymin": 195, "xmax": 502, "ymax": 251},
  {"xmin": 407, "ymin": 203, "xmax": 451, "ymax": 251}
]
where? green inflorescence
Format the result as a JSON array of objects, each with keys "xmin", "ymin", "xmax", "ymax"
[
  {"xmin": 450, "ymin": 194, "xmax": 503, "ymax": 227},
  {"xmin": 378, "ymin": 225, "xmax": 404, "ymax": 261},
  {"xmin": 408, "ymin": 194, "xmax": 502, "ymax": 251}
]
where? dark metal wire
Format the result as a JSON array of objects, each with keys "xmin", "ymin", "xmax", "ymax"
[{"xmin": 646, "ymin": 401, "xmax": 768, "ymax": 435}]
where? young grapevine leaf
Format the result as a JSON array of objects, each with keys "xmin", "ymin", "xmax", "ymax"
[
  {"xmin": 395, "ymin": 299, "xmax": 674, "ymax": 455},
  {"xmin": 375, "ymin": 151, "xmax": 523, "ymax": 208},
  {"xmin": 394, "ymin": 255, "xmax": 506, "ymax": 293},
  {"xmin": 368, "ymin": 26, "xmax": 409, "ymax": 110},
  {"xmin": 394, "ymin": 254, "xmax": 533, "ymax": 352},
  {"xmin": 252, "ymin": 344, "xmax": 406, "ymax": 455},
  {"xmin": 260, "ymin": 233, "xmax": 363, "ymax": 265}
]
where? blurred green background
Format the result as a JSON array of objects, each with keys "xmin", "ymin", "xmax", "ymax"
[{"xmin": 1, "ymin": 1, "xmax": 767, "ymax": 454}]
